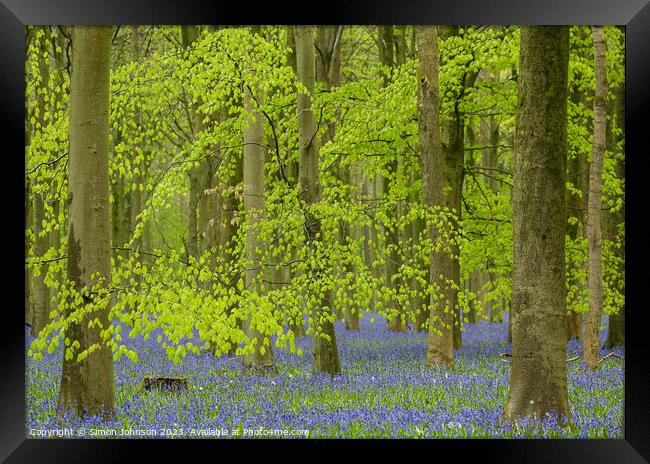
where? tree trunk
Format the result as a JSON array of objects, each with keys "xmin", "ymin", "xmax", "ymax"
[
  {"xmin": 242, "ymin": 31, "xmax": 276, "ymax": 371},
  {"xmin": 285, "ymin": 27, "xmax": 306, "ymax": 338},
  {"xmin": 25, "ymin": 180, "xmax": 33, "ymax": 327},
  {"xmin": 463, "ymin": 126, "xmax": 478, "ymax": 326},
  {"xmin": 567, "ymin": 313, "xmax": 582, "ymax": 340},
  {"xmin": 466, "ymin": 275, "xmax": 478, "ymax": 324},
  {"xmin": 32, "ymin": 193, "xmax": 50, "ymax": 335},
  {"xmin": 181, "ymin": 25, "xmax": 205, "ymax": 259},
  {"xmin": 605, "ymin": 63, "xmax": 625, "ymax": 349},
  {"xmin": 395, "ymin": 26, "xmax": 407, "ymax": 67},
  {"xmin": 197, "ymin": 158, "xmax": 217, "ymax": 256},
  {"xmin": 58, "ymin": 25, "xmax": 115, "ymax": 419},
  {"xmin": 294, "ymin": 26, "xmax": 341, "ymax": 375},
  {"xmin": 478, "ymin": 115, "xmax": 500, "ymax": 323},
  {"xmin": 111, "ymin": 130, "xmax": 131, "ymax": 254},
  {"xmin": 566, "ymin": 85, "xmax": 587, "ymax": 341},
  {"xmin": 377, "ymin": 25, "xmax": 407, "ymax": 333},
  {"xmin": 337, "ymin": 162, "xmax": 359, "ymax": 331},
  {"xmin": 584, "ymin": 26, "xmax": 607, "ymax": 372},
  {"xmin": 504, "ymin": 26, "xmax": 571, "ymax": 424},
  {"xmin": 507, "ymin": 308, "xmax": 512, "ymax": 343},
  {"xmin": 439, "ymin": 25, "xmax": 477, "ymax": 349},
  {"xmin": 316, "ymin": 25, "xmax": 344, "ymax": 143},
  {"xmin": 25, "ymin": 30, "xmax": 33, "ymax": 328},
  {"xmin": 362, "ymin": 167, "xmax": 378, "ymax": 314},
  {"xmin": 315, "ymin": 26, "xmax": 350, "ymax": 325},
  {"xmin": 48, "ymin": 31, "xmax": 65, "ymax": 289},
  {"xmin": 31, "ymin": 27, "xmax": 52, "ymax": 336},
  {"xmin": 110, "ymin": 155, "xmax": 129, "ymax": 252},
  {"xmin": 221, "ymin": 145, "xmax": 243, "ymax": 354},
  {"xmin": 411, "ymin": 207, "xmax": 429, "ymax": 332},
  {"xmin": 441, "ymin": 25, "xmax": 465, "ymax": 349},
  {"xmin": 395, "ymin": 155, "xmax": 411, "ymax": 332},
  {"xmin": 345, "ymin": 161, "xmax": 363, "ymax": 332},
  {"xmin": 417, "ymin": 26, "xmax": 454, "ymax": 369},
  {"xmin": 129, "ymin": 25, "xmax": 150, "ymax": 258},
  {"xmin": 187, "ymin": 173, "xmax": 200, "ymax": 257}
]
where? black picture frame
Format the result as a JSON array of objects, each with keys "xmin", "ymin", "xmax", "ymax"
[{"xmin": 3, "ymin": 0, "xmax": 649, "ymax": 461}]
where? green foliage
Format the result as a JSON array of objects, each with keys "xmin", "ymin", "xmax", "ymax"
[{"xmin": 25, "ymin": 25, "xmax": 625, "ymax": 366}]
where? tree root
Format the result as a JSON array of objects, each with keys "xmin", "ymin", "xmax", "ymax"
[{"xmin": 501, "ymin": 352, "xmax": 624, "ymax": 363}]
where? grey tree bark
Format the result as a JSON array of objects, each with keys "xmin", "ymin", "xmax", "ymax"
[
  {"xmin": 58, "ymin": 26, "xmax": 115, "ymax": 419},
  {"xmin": 504, "ymin": 26, "xmax": 571, "ymax": 424},
  {"xmin": 181, "ymin": 25, "xmax": 209, "ymax": 259},
  {"xmin": 411, "ymin": 208, "xmax": 429, "ymax": 332},
  {"xmin": 584, "ymin": 26, "xmax": 607, "ymax": 372},
  {"xmin": 377, "ymin": 25, "xmax": 408, "ymax": 333},
  {"xmin": 417, "ymin": 26, "xmax": 454, "ymax": 369},
  {"xmin": 294, "ymin": 26, "xmax": 341, "ymax": 375},
  {"xmin": 219, "ymin": 142, "xmax": 243, "ymax": 355},
  {"xmin": 477, "ymin": 113, "xmax": 499, "ymax": 323},
  {"xmin": 438, "ymin": 25, "xmax": 479, "ymax": 348},
  {"xmin": 463, "ymin": 122, "xmax": 480, "ymax": 325},
  {"xmin": 285, "ymin": 26, "xmax": 306, "ymax": 338},
  {"xmin": 242, "ymin": 28, "xmax": 276, "ymax": 372},
  {"xmin": 566, "ymin": 90, "xmax": 583, "ymax": 341},
  {"xmin": 566, "ymin": 76, "xmax": 592, "ymax": 340},
  {"xmin": 315, "ymin": 26, "xmax": 352, "ymax": 326}
]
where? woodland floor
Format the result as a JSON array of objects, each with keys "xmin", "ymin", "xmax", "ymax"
[{"xmin": 26, "ymin": 315, "xmax": 623, "ymax": 438}]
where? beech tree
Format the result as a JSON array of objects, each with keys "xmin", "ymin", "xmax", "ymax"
[
  {"xmin": 242, "ymin": 27, "xmax": 275, "ymax": 372},
  {"xmin": 294, "ymin": 26, "xmax": 341, "ymax": 375},
  {"xmin": 23, "ymin": 25, "xmax": 624, "ymax": 432},
  {"xmin": 605, "ymin": 44, "xmax": 625, "ymax": 348},
  {"xmin": 58, "ymin": 26, "xmax": 115, "ymax": 418},
  {"xmin": 438, "ymin": 25, "xmax": 479, "ymax": 349},
  {"xmin": 31, "ymin": 26, "xmax": 52, "ymax": 335},
  {"xmin": 504, "ymin": 26, "xmax": 571, "ymax": 423},
  {"xmin": 416, "ymin": 26, "xmax": 454, "ymax": 369},
  {"xmin": 584, "ymin": 26, "xmax": 607, "ymax": 372}
]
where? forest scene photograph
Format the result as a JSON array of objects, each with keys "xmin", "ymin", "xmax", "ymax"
[{"xmin": 24, "ymin": 24, "xmax": 625, "ymax": 439}]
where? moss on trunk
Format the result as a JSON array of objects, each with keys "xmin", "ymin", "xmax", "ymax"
[{"xmin": 504, "ymin": 26, "xmax": 571, "ymax": 424}]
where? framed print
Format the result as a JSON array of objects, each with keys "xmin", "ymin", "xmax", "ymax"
[{"xmin": 2, "ymin": 0, "xmax": 649, "ymax": 461}]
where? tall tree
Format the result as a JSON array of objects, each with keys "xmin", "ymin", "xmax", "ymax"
[
  {"xmin": 438, "ymin": 25, "xmax": 479, "ymax": 348},
  {"xmin": 110, "ymin": 131, "xmax": 130, "ymax": 255},
  {"xmin": 464, "ymin": 121, "xmax": 478, "ymax": 326},
  {"xmin": 417, "ymin": 26, "xmax": 454, "ymax": 368},
  {"xmin": 47, "ymin": 26, "xmax": 66, "ymax": 284},
  {"xmin": 380, "ymin": 25, "xmax": 407, "ymax": 333},
  {"xmin": 285, "ymin": 26, "xmax": 307, "ymax": 338},
  {"xmin": 181, "ymin": 25, "xmax": 206, "ymax": 259},
  {"xmin": 565, "ymin": 29, "xmax": 592, "ymax": 340},
  {"xmin": 479, "ymin": 114, "xmax": 500, "ymax": 324},
  {"xmin": 219, "ymin": 144, "xmax": 243, "ymax": 355},
  {"xmin": 605, "ymin": 51, "xmax": 625, "ymax": 349},
  {"xmin": 566, "ymin": 84, "xmax": 587, "ymax": 341},
  {"xmin": 129, "ymin": 25, "xmax": 151, "ymax": 256},
  {"xmin": 58, "ymin": 26, "xmax": 115, "ymax": 418},
  {"xmin": 31, "ymin": 26, "xmax": 52, "ymax": 336},
  {"xmin": 242, "ymin": 27, "xmax": 276, "ymax": 372},
  {"xmin": 315, "ymin": 26, "xmax": 353, "ymax": 328},
  {"xmin": 316, "ymin": 25, "xmax": 344, "ymax": 143},
  {"xmin": 584, "ymin": 26, "xmax": 608, "ymax": 371},
  {"xmin": 294, "ymin": 26, "xmax": 341, "ymax": 375},
  {"xmin": 504, "ymin": 26, "xmax": 571, "ymax": 423}
]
